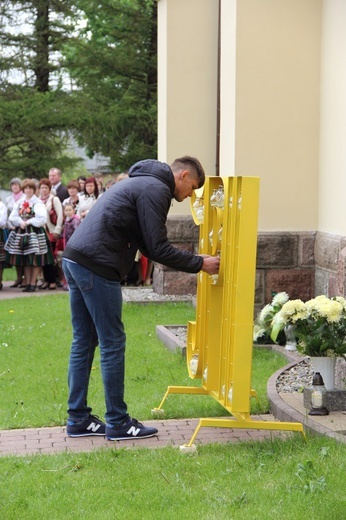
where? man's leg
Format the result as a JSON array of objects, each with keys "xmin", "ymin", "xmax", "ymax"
[
  {"xmin": 79, "ymin": 269, "xmax": 129, "ymax": 426},
  {"xmin": 63, "ymin": 259, "xmax": 157, "ymax": 440},
  {"xmin": 63, "ymin": 259, "xmax": 98, "ymax": 422},
  {"xmin": 63, "ymin": 259, "xmax": 128, "ymax": 425}
]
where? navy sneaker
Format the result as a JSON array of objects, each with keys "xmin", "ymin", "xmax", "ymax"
[
  {"xmin": 106, "ymin": 418, "xmax": 158, "ymax": 441},
  {"xmin": 66, "ymin": 415, "xmax": 106, "ymax": 437}
]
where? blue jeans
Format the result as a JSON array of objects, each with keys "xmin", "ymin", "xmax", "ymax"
[{"xmin": 62, "ymin": 259, "xmax": 128, "ymax": 425}]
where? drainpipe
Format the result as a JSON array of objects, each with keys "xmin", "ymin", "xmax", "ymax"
[{"xmin": 215, "ymin": 0, "xmax": 221, "ymax": 176}]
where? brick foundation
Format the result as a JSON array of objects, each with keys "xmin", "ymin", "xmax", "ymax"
[{"xmin": 153, "ymin": 220, "xmax": 346, "ymax": 305}]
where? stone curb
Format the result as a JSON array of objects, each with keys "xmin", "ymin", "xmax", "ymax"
[{"xmin": 267, "ymin": 362, "xmax": 346, "ymax": 444}]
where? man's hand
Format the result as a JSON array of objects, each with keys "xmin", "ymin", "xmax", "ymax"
[{"xmin": 199, "ymin": 254, "xmax": 220, "ymax": 275}]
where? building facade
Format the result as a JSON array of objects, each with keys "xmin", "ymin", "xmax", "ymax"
[{"xmin": 155, "ymin": 0, "xmax": 346, "ymax": 304}]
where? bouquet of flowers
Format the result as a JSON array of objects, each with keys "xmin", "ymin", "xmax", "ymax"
[
  {"xmin": 19, "ymin": 200, "xmax": 35, "ymax": 220},
  {"xmin": 253, "ymin": 292, "xmax": 289, "ymax": 343},
  {"xmin": 270, "ymin": 295, "xmax": 346, "ymax": 358}
]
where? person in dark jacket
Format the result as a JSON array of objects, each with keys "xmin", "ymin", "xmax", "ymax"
[
  {"xmin": 48, "ymin": 167, "xmax": 69, "ymax": 203},
  {"xmin": 62, "ymin": 156, "xmax": 220, "ymax": 440}
]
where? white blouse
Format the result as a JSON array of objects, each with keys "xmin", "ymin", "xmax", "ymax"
[
  {"xmin": 9, "ymin": 195, "xmax": 47, "ymax": 228},
  {"xmin": 77, "ymin": 194, "xmax": 98, "ymax": 220}
]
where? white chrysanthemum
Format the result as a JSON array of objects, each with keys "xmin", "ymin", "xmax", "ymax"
[
  {"xmin": 280, "ymin": 299, "xmax": 306, "ymax": 319},
  {"xmin": 305, "ymin": 296, "xmax": 328, "ymax": 312},
  {"xmin": 258, "ymin": 304, "xmax": 273, "ymax": 323},
  {"xmin": 291, "ymin": 309, "xmax": 309, "ymax": 323},
  {"xmin": 334, "ymin": 296, "xmax": 346, "ymax": 311},
  {"xmin": 253, "ymin": 325, "xmax": 266, "ymax": 341},
  {"xmin": 271, "ymin": 292, "xmax": 289, "ymax": 307},
  {"xmin": 271, "ymin": 311, "xmax": 286, "ymax": 327},
  {"xmin": 319, "ymin": 300, "xmax": 343, "ymax": 323},
  {"xmin": 314, "ymin": 295, "xmax": 329, "ymax": 302}
]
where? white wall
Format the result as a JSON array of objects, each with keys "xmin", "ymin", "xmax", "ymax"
[
  {"xmin": 157, "ymin": 0, "xmax": 218, "ymax": 216},
  {"xmin": 158, "ymin": 0, "xmax": 328, "ymax": 233},
  {"xmin": 235, "ymin": 0, "xmax": 321, "ymax": 231},
  {"xmin": 219, "ymin": 0, "xmax": 237, "ymax": 177},
  {"xmin": 318, "ymin": 0, "xmax": 346, "ymax": 235}
]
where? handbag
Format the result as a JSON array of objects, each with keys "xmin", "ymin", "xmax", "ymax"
[{"xmin": 49, "ymin": 197, "xmax": 58, "ymax": 226}]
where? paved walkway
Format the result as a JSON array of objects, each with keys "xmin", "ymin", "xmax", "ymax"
[
  {"xmin": 1, "ymin": 280, "xmax": 346, "ymax": 456},
  {"xmin": 0, "ymin": 416, "xmax": 293, "ymax": 457}
]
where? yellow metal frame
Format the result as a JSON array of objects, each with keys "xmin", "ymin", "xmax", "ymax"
[{"xmin": 152, "ymin": 177, "xmax": 305, "ymax": 447}]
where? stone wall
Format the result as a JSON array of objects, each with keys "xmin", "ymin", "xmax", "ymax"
[
  {"xmin": 314, "ymin": 231, "xmax": 346, "ymax": 297},
  {"xmin": 153, "ymin": 218, "xmax": 346, "ymax": 306},
  {"xmin": 153, "ymin": 215, "xmax": 200, "ymax": 295},
  {"xmin": 254, "ymin": 231, "xmax": 316, "ymax": 315}
]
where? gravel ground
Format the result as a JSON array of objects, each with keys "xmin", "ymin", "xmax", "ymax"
[
  {"xmin": 276, "ymin": 358, "xmax": 313, "ymax": 392},
  {"xmin": 122, "ymin": 286, "xmax": 193, "ymax": 303}
]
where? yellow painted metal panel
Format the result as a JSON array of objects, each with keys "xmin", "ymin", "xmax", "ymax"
[{"xmin": 153, "ymin": 176, "xmax": 304, "ymax": 446}]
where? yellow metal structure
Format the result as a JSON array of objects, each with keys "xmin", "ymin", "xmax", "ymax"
[{"xmin": 152, "ymin": 176, "xmax": 305, "ymax": 448}]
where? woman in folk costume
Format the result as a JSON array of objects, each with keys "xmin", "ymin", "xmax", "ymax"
[
  {"xmin": 39, "ymin": 178, "xmax": 63, "ymax": 290},
  {"xmin": 0, "ymin": 199, "xmax": 8, "ymax": 290},
  {"xmin": 4, "ymin": 177, "xmax": 25, "ymax": 287},
  {"xmin": 5, "ymin": 179, "xmax": 54, "ymax": 292}
]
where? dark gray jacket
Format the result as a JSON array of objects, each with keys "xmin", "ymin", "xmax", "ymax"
[{"xmin": 63, "ymin": 159, "xmax": 203, "ymax": 280}]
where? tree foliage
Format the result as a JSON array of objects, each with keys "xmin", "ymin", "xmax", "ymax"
[
  {"xmin": 0, "ymin": 0, "xmax": 81, "ymax": 183},
  {"xmin": 65, "ymin": 0, "xmax": 157, "ymax": 171},
  {"xmin": 0, "ymin": 0, "xmax": 157, "ymax": 185}
]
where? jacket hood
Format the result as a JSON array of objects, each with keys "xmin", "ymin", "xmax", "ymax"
[{"xmin": 128, "ymin": 159, "xmax": 175, "ymax": 197}]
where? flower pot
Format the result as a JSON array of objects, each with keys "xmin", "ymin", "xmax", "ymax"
[{"xmin": 310, "ymin": 356, "xmax": 336, "ymax": 391}]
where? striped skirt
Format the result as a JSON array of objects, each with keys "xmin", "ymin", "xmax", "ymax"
[
  {"xmin": 5, "ymin": 226, "xmax": 54, "ymax": 267},
  {"xmin": 0, "ymin": 228, "xmax": 6, "ymax": 262}
]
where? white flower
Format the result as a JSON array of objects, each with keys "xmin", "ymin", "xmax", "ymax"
[
  {"xmin": 253, "ymin": 325, "xmax": 266, "ymax": 341},
  {"xmin": 271, "ymin": 292, "xmax": 289, "ymax": 307},
  {"xmin": 258, "ymin": 304, "xmax": 273, "ymax": 323},
  {"xmin": 271, "ymin": 311, "xmax": 286, "ymax": 328}
]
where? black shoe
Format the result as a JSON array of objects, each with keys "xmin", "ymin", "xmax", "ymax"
[
  {"xmin": 23, "ymin": 285, "xmax": 35, "ymax": 292},
  {"xmin": 66, "ymin": 415, "xmax": 106, "ymax": 437},
  {"xmin": 106, "ymin": 418, "xmax": 158, "ymax": 441},
  {"xmin": 10, "ymin": 280, "xmax": 22, "ymax": 288}
]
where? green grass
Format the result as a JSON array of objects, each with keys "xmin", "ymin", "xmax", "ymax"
[
  {"xmin": 1, "ymin": 294, "xmax": 346, "ymax": 519},
  {"xmin": 0, "ymin": 296, "xmax": 285, "ymax": 429},
  {"xmin": 1, "ymin": 436, "xmax": 346, "ymax": 519},
  {"xmin": 2, "ymin": 267, "xmax": 17, "ymax": 282}
]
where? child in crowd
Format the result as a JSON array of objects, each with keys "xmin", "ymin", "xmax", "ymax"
[{"xmin": 57, "ymin": 203, "xmax": 80, "ymax": 290}]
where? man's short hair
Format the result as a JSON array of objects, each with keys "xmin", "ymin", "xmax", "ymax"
[
  {"xmin": 49, "ymin": 167, "xmax": 62, "ymax": 178},
  {"xmin": 171, "ymin": 156, "xmax": 205, "ymax": 188}
]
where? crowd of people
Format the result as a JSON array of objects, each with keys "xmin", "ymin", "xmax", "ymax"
[{"xmin": 0, "ymin": 168, "xmax": 152, "ymax": 291}]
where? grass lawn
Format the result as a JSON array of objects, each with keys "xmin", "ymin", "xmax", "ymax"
[
  {"xmin": 1, "ymin": 435, "xmax": 346, "ymax": 519},
  {"xmin": 1, "ymin": 293, "xmax": 346, "ymax": 519},
  {"xmin": 0, "ymin": 295, "xmax": 285, "ymax": 429}
]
